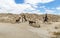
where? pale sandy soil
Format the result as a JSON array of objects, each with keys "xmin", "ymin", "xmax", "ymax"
[
  {"xmin": 0, "ymin": 22, "xmax": 60, "ymax": 38},
  {"xmin": 0, "ymin": 22, "xmax": 40, "ymax": 38}
]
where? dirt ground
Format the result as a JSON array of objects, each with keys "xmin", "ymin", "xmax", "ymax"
[
  {"xmin": 0, "ymin": 22, "xmax": 40, "ymax": 38},
  {"xmin": 0, "ymin": 21, "xmax": 60, "ymax": 38}
]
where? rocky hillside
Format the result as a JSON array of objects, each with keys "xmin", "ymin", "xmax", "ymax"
[
  {"xmin": 0, "ymin": 13, "xmax": 60, "ymax": 23},
  {"xmin": 0, "ymin": 13, "xmax": 19, "ymax": 23},
  {"xmin": 20, "ymin": 13, "xmax": 60, "ymax": 22}
]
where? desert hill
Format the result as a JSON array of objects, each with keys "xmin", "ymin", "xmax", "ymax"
[
  {"xmin": 0, "ymin": 13, "xmax": 60, "ymax": 38},
  {"xmin": 20, "ymin": 13, "xmax": 60, "ymax": 22},
  {"xmin": 0, "ymin": 13, "xmax": 60, "ymax": 23}
]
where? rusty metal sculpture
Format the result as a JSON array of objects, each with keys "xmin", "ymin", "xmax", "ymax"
[
  {"xmin": 21, "ymin": 14, "xmax": 27, "ymax": 22},
  {"xmin": 43, "ymin": 13, "xmax": 48, "ymax": 23},
  {"xmin": 16, "ymin": 17, "xmax": 21, "ymax": 23}
]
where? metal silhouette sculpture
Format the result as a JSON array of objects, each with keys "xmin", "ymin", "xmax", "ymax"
[
  {"xmin": 22, "ymin": 14, "xmax": 27, "ymax": 22},
  {"xmin": 43, "ymin": 13, "xmax": 48, "ymax": 23},
  {"xmin": 29, "ymin": 21, "xmax": 36, "ymax": 24},
  {"xmin": 16, "ymin": 17, "xmax": 21, "ymax": 23}
]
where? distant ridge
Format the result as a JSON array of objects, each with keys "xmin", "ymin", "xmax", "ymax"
[{"xmin": 0, "ymin": 13, "xmax": 60, "ymax": 23}]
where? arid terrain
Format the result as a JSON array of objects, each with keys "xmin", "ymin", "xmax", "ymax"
[{"xmin": 0, "ymin": 13, "xmax": 60, "ymax": 38}]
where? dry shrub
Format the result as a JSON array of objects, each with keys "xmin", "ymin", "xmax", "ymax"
[
  {"xmin": 51, "ymin": 32, "xmax": 60, "ymax": 38},
  {"xmin": 53, "ymin": 32, "xmax": 60, "ymax": 35}
]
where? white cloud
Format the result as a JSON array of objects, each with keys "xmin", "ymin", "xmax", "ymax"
[
  {"xmin": 0, "ymin": 0, "xmax": 30, "ymax": 14},
  {"xmin": 45, "ymin": 9, "xmax": 55, "ymax": 14},
  {"xmin": 0, "ymin": 0, "xmax": 37, "ymax": 14},
  {"xmin": 0, "ymin": 0, "xmax": 54, "ymax": 14},
  {"xmin": 23, "ymin": 9, "xmax": 42, "ymax": 14},
  {"xmin": 25, "ymin": 0, "xmax": 54, "ymax": 4},
  {"xmin": 56, "ymin": 7, "xmax": 60, "ymax": 10}
]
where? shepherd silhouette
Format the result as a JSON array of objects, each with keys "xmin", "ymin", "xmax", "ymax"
[
  {"xmin": 22, "ymin": 14, "xmax": 27, "ymax": 22},
  {"xmin": 43, "ymin": 13, "xmax": 48, "ymax": 22}
]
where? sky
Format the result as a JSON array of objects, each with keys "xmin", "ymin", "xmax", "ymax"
[{"xmin": 0, "ymin": 0, "xmax": 60, "ymax": 14}]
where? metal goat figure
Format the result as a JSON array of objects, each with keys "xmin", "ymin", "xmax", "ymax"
[
  {"xmin": 16, "ymin": 17, "xmax": 21, "ymax": 23},
  {"xmin": 43, "ymin": 13, "xmax": 48, "ymax": 22},
  {"xmin": 29, "ymin": 21, "xmax": 36, "ymax": 24}
]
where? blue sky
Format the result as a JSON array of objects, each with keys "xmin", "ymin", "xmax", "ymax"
[
  {"xmin": 14, "ymin": 0, "xmax": 60, "ymax": 14},
  {"xmin": 0, "ymin": 0, "xmax": 60, "ymax": 14},
  {"xmin": 15, "ymin": 0, "xmax": 60, "ymax": 8},
  {"xmin": 15, "ymin": 0, "xmax": 24, "ymax": 4}
]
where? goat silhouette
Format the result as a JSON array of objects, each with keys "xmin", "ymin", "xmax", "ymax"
[
  {"xmin": 29, "ymin": 21, "xmax": 36, "ymax": 24},
  {"xmin": 16, "ymin": 17, "xmax": 21, "ymax": 23}
]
